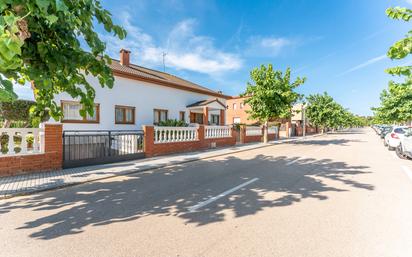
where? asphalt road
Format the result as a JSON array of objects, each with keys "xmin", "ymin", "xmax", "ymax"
[{"xmin": 1, "ymin": 128, "xmax": 412, "ymax": 257}]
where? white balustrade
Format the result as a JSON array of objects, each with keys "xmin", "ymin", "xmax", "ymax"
[
  {"xmin": 154, "ymin": 126, "xmax": 198, "ymax": 144},
  {"xmin": 246, "ymin": 126, "xmax": 263, "ymax": 136},
  {"xmin": 205, "ymin": 125, "xmax": 232, "ymax": 139},
  {"xmin": 0, "ymin": 128, "xmax": 43, "ymax": 156}
]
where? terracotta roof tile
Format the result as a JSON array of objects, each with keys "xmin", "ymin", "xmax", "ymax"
[{"xmin": 109, "ymin": 59, "xmax": 231, "ymax": 99}]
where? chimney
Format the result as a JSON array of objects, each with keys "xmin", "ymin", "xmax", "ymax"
[{"xmin": 120, "ymin": 49, "xmax": 131, "ymax": 66}]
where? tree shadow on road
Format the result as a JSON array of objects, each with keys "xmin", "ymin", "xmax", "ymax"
[
  {"xmin": 0, "ymin": 154, "xmax": 373, "ymax": 240},
  {"xmin": 290, "ymin": 138, "xmax": 365, "ymax": 146}
]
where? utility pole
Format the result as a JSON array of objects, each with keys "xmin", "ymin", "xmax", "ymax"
[{"xmin": 162, "ymin": 52, "xmax": 167, "ymax": 72}]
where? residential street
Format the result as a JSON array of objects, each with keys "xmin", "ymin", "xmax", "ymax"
[{"xmin": 1, "ymin": 128, "xmax": 412, "ymax": 257}]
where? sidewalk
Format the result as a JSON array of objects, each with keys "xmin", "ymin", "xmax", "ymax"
[{"xmin": 0, "ymin": 134, "xmax": 320, "ymax": 199}]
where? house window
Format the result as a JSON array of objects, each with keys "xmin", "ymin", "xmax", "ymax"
[
  {"xmin": 179, "ymin": 111, "xmax": 185, "ymax": 122},
  {"xmin": 233, "ymin": 103, "xmax": 237, "ymax": 110},
  {"xmin": 240, "ymin": 103, "xmax": 244, "ymax": 109},
  {"xmin": 61, "ymin": 101, "xmax": 99, "ymax": 123},
  {"xmin": 154, "ymin": 109, "xmax": 168, "ymax": 124},
  {"xmin": 233, "ymin": 117, "xmax": 241, "ymax": 124},
  {"xmin": 211, "ymin": 114, "xmax": 220, "ymax": 125},
  {"xmin": 115, "ymin": 105, "xmax": 135, "ymax": 124}
]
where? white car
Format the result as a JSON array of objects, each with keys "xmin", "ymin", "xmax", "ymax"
[
  {"xmin": 396, "ymin": 128, "xmax": 412, "ymax": 159},
  {"xmin": 384, "ymin": 126, "xmax": 408, "ymax": 150}
]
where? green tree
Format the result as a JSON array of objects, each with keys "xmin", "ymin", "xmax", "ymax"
[
  {"xmin": 385, "ymin": 6, "xmax": 412, "ymax": 77},
  {"xmin": 242, "ymin": 64, "xmax": 305, "ymax": 143},
  {"xmin": 372, "ymin": 81, "xmax": 412, "ymax": 124},
  {"xmin": 306, "ymin": 93, "xmax": 334, "ymax": 132},
  {"xmin": 372, "ymin": 6, "xmax": 412, "ymax": 126},
  {"xmin": 305, "ymin": 92, "xmax": 351, "ymax": 132},
  {"xmin": 0, "ymin": 0, "xmax": 126, "ymax": 120}
]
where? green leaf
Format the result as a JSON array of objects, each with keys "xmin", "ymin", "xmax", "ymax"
[
  {"xmin": 0, "ymin": 39, "xmax": 16, "ymax": 60},
  {"xmin": 5, "ymin": 38, "xmax": 22, "ymax": 55},
  {"xmin": 0, "ymin": 0, "xmax": 126, "ymax": 119},
  {"xmin": 45, "ymin": 14, "xmax": 58, "ymax": 24},
  {"xmin": 56, "ymin": 0, "xmax": 68, "ymax": 12},
  {"xmin": 0, "ymin": 79, "xmax": 17, "ymax": 101},
  {"xmin": 36, "ymin": 0, "xmax": 50, "ymax": 12},
  {"xmin": 3, "ymin": 15, "xmax": 17, "ymax": 26}
]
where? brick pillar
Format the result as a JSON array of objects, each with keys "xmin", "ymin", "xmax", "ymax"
[
  {"xmin": 285, "ymin": 121, "xmax": 291, "ymax": 138},
  {"xmin": 143, "ymin": 125, "xmax": 154, "ymax": 157},
  {"xmin": 297, "ymin": 121, "xmax": 302, "ymax": 136},
  {"xmin": 262, "ymin": 125, "xmax": 265, "ymax": 142},
  {"xmin": 231, "ymin": 126, "xmax": 237, "ymax": 142},
  {"xmin": 203, "ymin": 106, "xmax": 209, "ymax": 125},
  {"xmin": 276, "ymin": 125, "xmax": 280, "ymax": 140},
  {"xmin": 219, "ymin": 109, "xmax": 225, "ymax": 125},
  {"xmin": 239, "ymin": 124, "xmax": 246, "ymax": 144},
  {"xmin": 43, "ymin": 124, "xmax": 63, "ymax": 169},
  {"xmin": 197, "ymin": 124, "xmax": 205, "ymax": 148}
]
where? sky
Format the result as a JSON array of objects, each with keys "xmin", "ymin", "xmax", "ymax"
[{"xmin": 15, "ymin": 0, "xmax": 412, "ymax": 115}]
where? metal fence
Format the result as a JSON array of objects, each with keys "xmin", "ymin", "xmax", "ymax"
[{"xmin": 63, "ymin": 130, "xmax": 144, "ymax": 168}]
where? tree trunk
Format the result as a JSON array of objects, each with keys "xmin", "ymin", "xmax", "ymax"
[{"xmin": 263, "ymin": 120, "xmax": 268, "ymax": 143}]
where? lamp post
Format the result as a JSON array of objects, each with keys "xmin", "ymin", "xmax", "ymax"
[{"xmin": 302, "ymin": 103, "xmax": 306, "ymax": 138}]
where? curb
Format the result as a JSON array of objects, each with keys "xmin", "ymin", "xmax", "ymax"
[{"xmin": 0, "ymin": 133, "xmax": 324, "ymax": 200}]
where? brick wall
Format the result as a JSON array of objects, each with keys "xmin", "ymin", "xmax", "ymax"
[
  {"xmin": 239, "ymin": 126, "xmax": 278, "ymax": 143},
  {"xmin": 144, "ymin": 125, "xmax": 236, "ymax": 157},
  {"xmin": 0, "ymin": 124, "xmax": 63, "ymax": 177},
  {"xmin": 226, "ymin": 97, "xmax": 258, "ymax": 125}
]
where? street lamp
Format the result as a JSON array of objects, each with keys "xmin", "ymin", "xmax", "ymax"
[{"xmin": 302, "ymin": 103, "xmax": 306, "ymax": 138}]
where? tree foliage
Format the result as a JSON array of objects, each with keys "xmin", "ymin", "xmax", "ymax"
[
  {"xmin": 306, "ymin": 92, "xmax": 360, "ymax": 131},
  {"xmin": 372, "ymin": 81, "xmax": 412, "ymax": 124},
  {"xmin": 372, "ymin": 6, "xmax": 412, "ymax": 125},
  {"xmin": 242, "ymin": 64, "xmax": 305, "ymax": 142},
  {"xmin": 0, "ymin": 99, "xmax": 43, "ymax": 127},
  {"xmin": 0, "ymin": 0, "xmax": 126, "ymax": 120},
  {"xmin": 385, "ymin": 6, "xmax": 412, "ymax": 77}
]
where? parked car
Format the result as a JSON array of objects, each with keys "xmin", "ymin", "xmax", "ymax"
[
  {"xmin": 396, "ymin": 128, "xmax": 412, "ymax": 159},
  {"xmin": 381, "ymin": 126, "xmax": 393, "ymax": 142},
  {"xmin": 384, "ymin": 126, "xmax": 408, "ymax": 150},
  {"xmin": 376, "ymin": 125, "xmax": 388, "ymax": 136}
]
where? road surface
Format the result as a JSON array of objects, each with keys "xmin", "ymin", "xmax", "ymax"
[{"xmin": 1, "ymin": 128, "xmax": 412, "ymax": 257}]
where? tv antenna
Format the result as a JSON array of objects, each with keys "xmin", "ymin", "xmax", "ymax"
[{"xmin": 162, "ymin": 52, "xmax": 167, "ymax": 72}]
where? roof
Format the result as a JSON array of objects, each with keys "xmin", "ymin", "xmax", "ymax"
[
  {"xmin": 108, "ymin": 59, "xmax": 231, "ymax": 99},
  {"xmin": 186, "ymin": 98, "xmax": 226, "ymax": 108}
]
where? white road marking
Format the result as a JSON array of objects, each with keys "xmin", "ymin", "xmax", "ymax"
[
  {"xmin": 401, "ymin": 165, "xmax": 412, "ymax": 181},
  {"xmin": 188, "ymin": 178, "xmax": 259, "ymax": 212},
  {"xmin": 286, "ymin": 157, "xmax": 305, "ymax": 166},
  {"xmin": 285, "ymin": 146, "xmax": 326, "ymax": 166}
]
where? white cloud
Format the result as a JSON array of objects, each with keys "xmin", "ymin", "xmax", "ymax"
[
  {"xmin": 100, "ymin": 13, "xmax": 242, "ymax": 75},
  {"xmin": 338, "ymin": 54, "xmax": 387, "ymax": 76},
  {"xmin": 245, "ymin": 36, "xmax": 294, "ymax": 57},
  {"xmin": 406, "ymin": 0, "xmax": 412, "ymax": 5}
]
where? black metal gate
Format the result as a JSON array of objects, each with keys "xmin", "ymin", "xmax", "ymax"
[
  {"xmin": 291, "ymin": 124, "xmax": 297, "ymax": 137},
  {"xmin": 63, "ymin": 130, "xmax": 144, "ymax": 168}
]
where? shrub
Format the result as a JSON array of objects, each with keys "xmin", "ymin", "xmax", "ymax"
[
  {"xmin": 0, "ymin": 100, "xmax": 49, "ymax": 128},
  {"xmin": 157, "ymin": 119, "xmax": 188, "ymax": 127}
]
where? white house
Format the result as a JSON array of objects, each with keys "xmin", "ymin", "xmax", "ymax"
[{"xmin": 50, "ymin": 49, "xmax": 230, "ymax": 131}]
